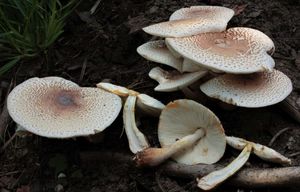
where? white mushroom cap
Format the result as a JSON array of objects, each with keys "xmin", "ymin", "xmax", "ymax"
[
  {"xmin": 137, "ymin": 40, "xmax": 183, "ymax": 72},
  {"xmin": 200, "ymin": 70, "xmax": 293, "ymax": 108},
  {"xmin": 7, "ymin": 77, "xmax": 122, "ymax": 138},
  {"xmin": 143, "ymin": 6, "xmax": 234, "ymax": 38},
  {"xmin": 158, "ymin": 99, "xmax": 226, "ymax": 165},
  {"xmin": 169, "ymin": 6, "xmax": 234, "ymax": 21},
  {"xmin": 136, "ymin": 94, "xmax": 165, "ymax": 116},
  {"xmin": 149, "ymin": 67, "xmax": 207, "ymax": 92},
  {"xmin": 166, "ymin": 27, "xmax": 275, "ymax": 74}
]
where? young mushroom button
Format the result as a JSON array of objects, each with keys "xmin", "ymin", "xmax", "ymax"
[{"xmin": 7, "ymin": 77, "xmax": 122, "ymax": 138}]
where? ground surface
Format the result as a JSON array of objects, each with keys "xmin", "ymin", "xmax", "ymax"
[{"xmin": 0, "ymin": 0, "xmax": 300, "ymax": 191}]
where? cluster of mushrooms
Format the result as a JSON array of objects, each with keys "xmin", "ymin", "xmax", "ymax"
[
  {"xmin": 137, "ymin": 6, "xmax": 292, "ymax": 108},
  {"xmin": 6, "ymin": 5, "xmax": 293, "ymax": 191}
]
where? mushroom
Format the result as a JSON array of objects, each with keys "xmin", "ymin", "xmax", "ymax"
[
  {"xmin": 148, "ymin": 67, "xmax": 207, "ymax": 92},
  {"xmin": 200, "ymin": 70, "xmax": 293, "ymax": 108},
  {"xmin": 143, "ymin": 6, "xmax": 234, "ymax": 37},
  {"xmin": 96, "ymin": 82, "xmax": 165, "ymax": 116},
  {"xmin": 123, "ymin": 95, "xmax": 149, "ymax": 153},
  {"xmin": 134, "ymin": 99, "xmax": 226, "ymax": 166},
  {"xmin": 226, "ymin": 136, "xmax": 291, "ymax": 165},
  {"xmin": 96, "ymin": 82, "xmax": 165, "ymax": 153},
  {"xmin": 137, "ymin": 40, "xmax": 183, "ymax": 72},
  {"xmin": 7, "ymin": 77, "xmax": 122, "ymax": 138},
  {"xmin": 166, "ymin": 27, "xmax": 275, "ymax": 74},
  {"xmin": 182, "ymin": 58, "xmax": 206, "ymax": 73},
  {"xmin": 196, "ymin": 136, "xmax": 291, "ymax": 190},
  {"xmin": 197, "ymin": 144, "xmax": 253, "ymax": 190}
]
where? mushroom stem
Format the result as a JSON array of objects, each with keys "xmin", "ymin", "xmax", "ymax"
[
  {"xmin": 134, "ymin": 129, "xmax": 205, "ymax": 167},
  {"xmin": 226, "ymin": 136, "xmax": 291, "ymax": 165},
  {"xmin": 123, "ymin": 95, "xmax": 149, "ymax": 154},
  {"xmin": 197, "ymin": 144, "xmax": 252, "ymax": 190}
]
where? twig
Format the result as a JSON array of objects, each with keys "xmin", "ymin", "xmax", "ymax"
[
  {"xmin": 163, "ymin": 162, "xmax": 300, "ymax": 188},
  {"xmin": 288, "ymin": 151, "xmax": 300, "ymax": 158},
  {"xmin": 79, "ymin": 57, "xmax": 87, "ymax": 83},
  {"xmin": 155, "ymin": 170, "xmax": 167, "ymax": 192},
  {"xmin": 0, "ymin": 170, "xmax": 20, "ymax": 177},
  {"xmin": 279, "ymin": 99, "xmax": 300, "ymax": 124},
  {"xmin": 80, "ymin": 151, "xmax": 300, "ymax": 188},
  {"xmin": 0, "ymin": 132, "xmax": 17, "ymax": 153},
  {"xmin": 268, "ymin": 127, "xmax": 293, "ymax": 147},
  {"xmin": 90, "ymin": 0, "xmax": 102, "ymax": 15},
  {"xmin": 0, "ymin": 80, "xmax": 15, "ymax": 139}
]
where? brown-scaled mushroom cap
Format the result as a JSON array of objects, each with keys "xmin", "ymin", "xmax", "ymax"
[
  {"xmin": 158, "ymin": 99, "xmax": 226, "ymax": 165},
  {"xmin": 200, "ymin": 70, "xmax": 292, "ymax": 108},
  {"xmin": 166, "ymin": 27, "xmax": 275, "ymax": 74},
  {"xmin": 169, "ymin": 6, "xmax": 234, "ymax": 21},
  {"xmin": 7, "ymin": 77, "xmax": 122, "ymax": 138},
  {"xmin": 143, "ymin": 6, "xmax": 234, "ymax": 38}
]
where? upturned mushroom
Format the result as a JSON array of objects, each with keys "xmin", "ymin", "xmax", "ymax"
[
  {"xmin": 200, "ymin": 70, "xmax": 293, "ymax": 108},
  {"xmin": 134, "ymin": 99, "xmax": 227, "ymax": 166},
  {"xmin": 143, "ymin": 6, "xmax": 234, "ymax": 37},
  {"xmin": 166, "ymin": 27, "xmax": 275, "ymax": 74},
  {"xmin": 7, "ymin": 77, "xmax": 122, "ymax": 138}
]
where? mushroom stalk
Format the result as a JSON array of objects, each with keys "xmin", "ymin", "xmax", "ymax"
[
  {"xmin": 134, "ymin": 129, "xmax": 205, "ymax": 167},
  {"xmin": 226, "ymin": 136, "xmax": 291, "ymax": 165},
  {"xmin": 197, "ymin": 144, "xmax": 252, "ymax": 190},
  {"xmin": 123, "ymin": 95, "xmax": 149, "ymax": 154}
]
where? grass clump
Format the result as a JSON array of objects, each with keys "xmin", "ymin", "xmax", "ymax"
[{"xmin": 0, "ymin": 0, "xmax": 78, "ymax": 76}]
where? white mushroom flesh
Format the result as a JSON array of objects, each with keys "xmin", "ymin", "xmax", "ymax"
[
  {"xmin": 123, "ymin": 95, "xmax": 149, "ymax": 153},
  {"xmin": 197, "ymin": 144, "xmax": 252, "ymax": 190},
  {"xmin": 136, "ymin": 94, "xmax": 165, "ymax": 117},
  {"xmin": 226, "ymin": 136, "xmax": 291, "ymax": 165}
]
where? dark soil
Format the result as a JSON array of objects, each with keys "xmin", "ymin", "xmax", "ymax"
[{"xmin": 0, "ymin": 0, "xmax": 300, "ymax": 192}]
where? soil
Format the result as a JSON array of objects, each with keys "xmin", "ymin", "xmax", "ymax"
[{"xmin": 0, "ymin": 0, "xmax": 300, "ymax": 192}]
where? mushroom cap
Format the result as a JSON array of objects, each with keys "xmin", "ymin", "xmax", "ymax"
[
  {"xmin": 200, "ymin": 70, "xmax": 293, "ymax": 108},
  {"xmin": 137, "ymin": 40, "xmax": 183, "ymax": 72},
  {"xmin": 182, "ymin": 58, "xmax": 207, "ymax": 72},
  {"xmin": 143, "ymin": 6, "xmax": 234, "ymax": 38},
  {"xmin": 7, "ymin": 77, "xmax": 122, "ymax": 138},
  {"xmin": 136, "ymin": 94, "xmax": 165, "ymax": 116},
  {"xmin": 166, "ymin": 27, "xmax": 275, "ymax": 74},
  {"xmin": 158, "ymin": 99, "xmax": 226, "ymax": 165},
  {"xmin": 149, "ymin": 67, "xmax": 207, "ymax": 92},
  {"xmin": 169, "ymin": 6, "xmax": 234, "ymax": 21}
]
